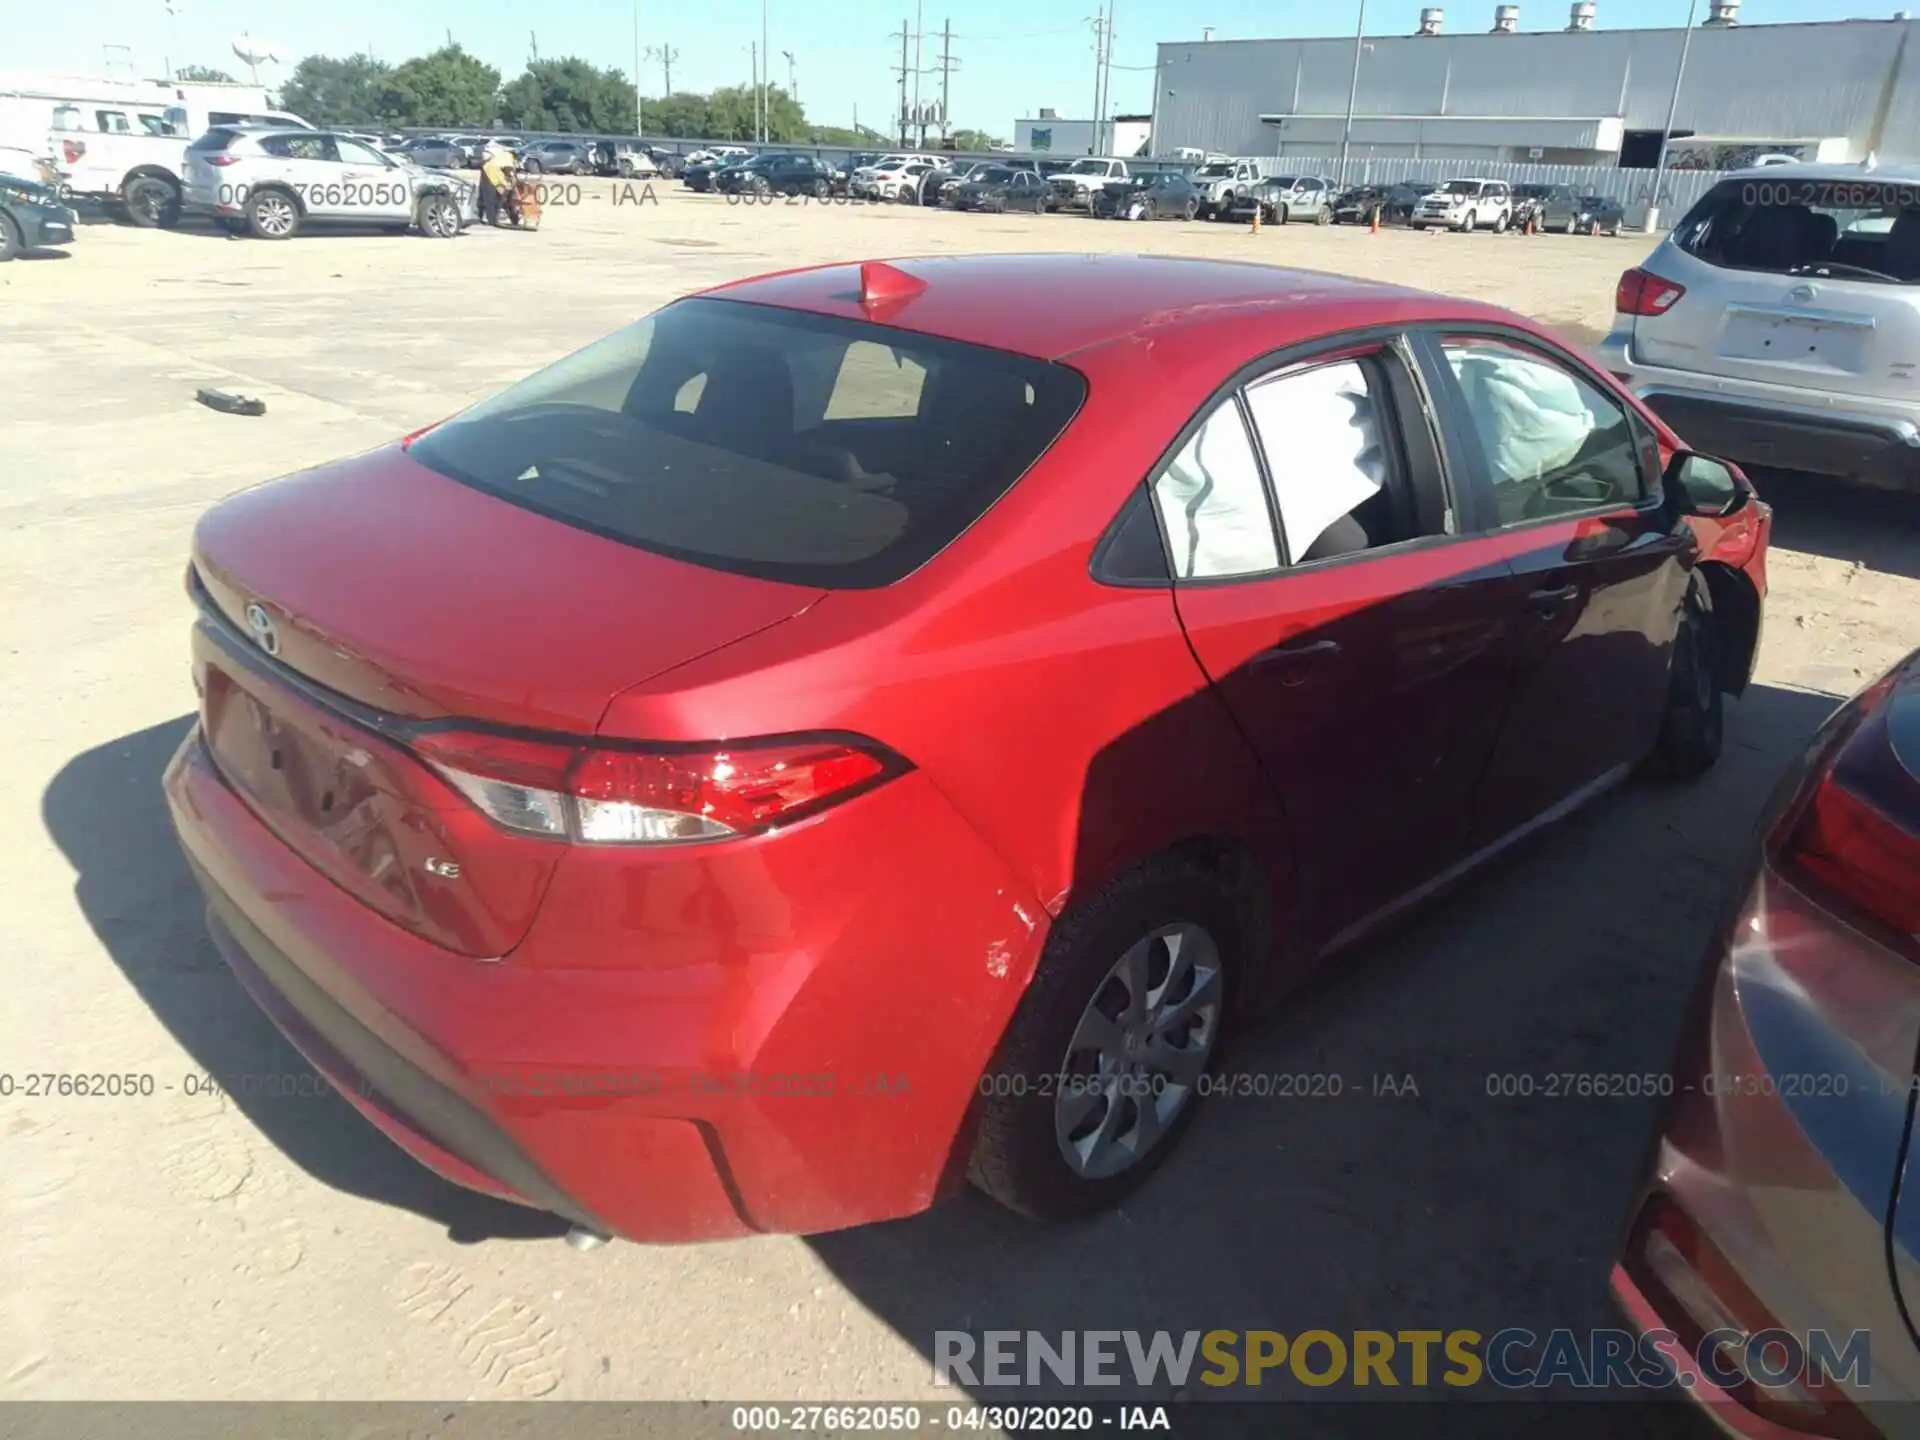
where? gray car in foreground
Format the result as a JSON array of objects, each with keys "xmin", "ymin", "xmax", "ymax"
[
  {"xmin": 1613, "ymin": 649, "xmax": 1920, "ymax": 1436},
  {"xmin": 1600, "ymin": 160, "xmax": 1920, "ymax": 492}
]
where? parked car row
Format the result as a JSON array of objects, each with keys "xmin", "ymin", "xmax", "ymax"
[{"xmin": 673, "ymin": 148, "xmax": 1643, "ymax": 243}]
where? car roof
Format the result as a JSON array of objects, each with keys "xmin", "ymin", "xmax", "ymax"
[
  {"xmin": 700, "ymin": 252, "xmax": 1504, "ymax": 362},
  {"xmin": 1718, "ymin": 158, "xmax": 1920, "ymax": 181}
]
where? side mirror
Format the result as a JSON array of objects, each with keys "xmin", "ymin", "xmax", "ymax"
[{"xmin": 1664, "ymin": 451, "xmax": 1749, "ymax": 518}]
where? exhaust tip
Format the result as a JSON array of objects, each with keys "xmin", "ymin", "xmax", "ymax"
[{"xmin": 565, "ymin": 1225, "xmax": 612, "ymax": 1252}]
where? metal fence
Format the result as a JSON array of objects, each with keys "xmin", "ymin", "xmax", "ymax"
[{"xmin": 1283, "ymin": 155, "xmax": 1724, "ymax": 216}]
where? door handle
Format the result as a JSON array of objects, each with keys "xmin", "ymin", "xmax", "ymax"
[
  {"xmin": 1526, "ymin": 583, "xmax": 1579, "ymax": 610},
  {"xmin": 1251, "ymin": 637, "xmax": 1342, "ymax": 683}
]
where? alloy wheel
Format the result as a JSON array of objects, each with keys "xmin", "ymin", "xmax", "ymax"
[
  {"xmin": 1054, "ymin": 922, "xmax": 1222, "ymax": 1181},
  {"xmin": 253, "ymin": 194, "xmax": 295, "ymax": 237}
]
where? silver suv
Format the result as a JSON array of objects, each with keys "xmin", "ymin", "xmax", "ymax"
[
  {"xmin": 1600, "ymin": 162, "xmax": 1920, "ymax": 491},
  {"xmin": 1409, "ymin": 178, "xmax": 1513, "ymax": 232},
  {"xmin": 183, "ymin": 126, "xmax": 477, "ymax": 240}
]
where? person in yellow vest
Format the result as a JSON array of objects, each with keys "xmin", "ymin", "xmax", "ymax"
[{"xmin": 479, "ymin": 143, "xmax": 518, "ymax": 226}]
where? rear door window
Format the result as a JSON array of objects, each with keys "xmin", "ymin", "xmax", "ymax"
[
  {"xmin": 407, "ymin": 297, "xmax": 1085, "ymax": 588},
  {"xmin": 1674, "ymin": 179, "xmax": 1920, "ymax": 283}
]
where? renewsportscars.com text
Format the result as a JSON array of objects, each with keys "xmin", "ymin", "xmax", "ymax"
[{"xmin": 932, "ymin": 1327, "xmax": 1871, "ymax": 1392}]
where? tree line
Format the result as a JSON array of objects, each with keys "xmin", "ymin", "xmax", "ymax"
[{"xmin": 274, "ymin": 46, "xmax": 1003, "ymax": 149}]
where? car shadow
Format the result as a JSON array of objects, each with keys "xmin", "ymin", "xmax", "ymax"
[
  {"xmin": 1746, "ymin": 467, "xmax": 1920, "ymax": 582},
  {"xmin": 809, "ymin": 679, "xmax": 1837, "ymax": 1431},
  {"xmin": 40, "ymin": 714, "xmax": 568, "ymax": 1243},
  {"xmin": 17, "ymin": 248, "xmax": 72, "ymax": 261}
]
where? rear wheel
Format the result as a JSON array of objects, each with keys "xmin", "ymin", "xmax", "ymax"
[
  {"xmin": 1645, "ymin": 584, "xmax": 1724, "ymax": 779},
  {"xmin": 812, "ymin": 178, "xmax": 828, "ymax": 198},
  {"xmin": 1273, "ymin": 203, "xmax": 1288, "ymax": 226},
  {"xmin": 1181, "ymin": 196, "xmax": 1198, "ymax": 221},
  {"xmin": 970, "ymin": 856, "xmax": 1237, "ymax": 1221},
  {"xmin": 124, "ymin": 175, "xmax": 182, "ymax": 228},
  {"xmin": 1492, "ymin": 209, "xmax": 1510, "ymax": 233},
  {"xmin": 1314, "ymin": 204, "xmax": 1331, "ymax": 225},
  {"xmin": 246, "ymin": 188, "xmax": 300, "ymax": 240},
  {"xmin": 1562, "ymin": 214, "xmax": 1578, "ymax": 234},
  {"xmin": 522, "ymin": 158, "xmax": 544, "ymax": 175}
]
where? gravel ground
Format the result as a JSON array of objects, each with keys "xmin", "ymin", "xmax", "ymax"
[{"xmin": 2, "ymin": 184, "xmax": 1916, "ymax": 1425}]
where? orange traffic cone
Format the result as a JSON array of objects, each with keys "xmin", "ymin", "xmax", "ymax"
[
  {"xmin": 1250, "ymin": 207, "xmax": 1262, "ymax": 235},
  {"xmin": 1369, "ymin": 206, "xmax": 1381, "ymax": 234},
  {"xmin": 1525, "ymin": 214, "xmax": 1537, "ymax": 236}
]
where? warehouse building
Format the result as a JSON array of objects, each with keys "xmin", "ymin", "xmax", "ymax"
[{"xmin": 1151, "ymin": 3, "xmax": 1920, "ymax": 168}]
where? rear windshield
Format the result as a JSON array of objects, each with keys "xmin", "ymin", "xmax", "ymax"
[
  {"xmin": 407, "ymin": 296, "xmax": 1086, "ymax": 588},
  {"xmin": 1674, "ymin": 179, "xmax": 1920, "ymax": 283},
  {"xmin": 188, "ymin": 128, "xmax": 243, "ymax": 153}
]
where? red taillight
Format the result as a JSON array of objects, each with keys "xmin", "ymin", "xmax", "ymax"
[
  {"xmin": 205, "ymin": 153, "xmax": 241, "ymax": 167},
  {"xmin": 1781, "ymin": 775, "xmax": 1920, "ymax": 941},
  {"xmin": 61, "ymin": 138, "xmax": 86, "ymax": 164},
  {"xmin": 399, "ymin": 418, "xmax": 445, "ymax": 448},
  {"xmin": 410, "ymin": 729, "xmax": 902, "ymax": 844},
  {"xmin": 1616, "ymin": 267, "xmax": 1686, "ymax": 317}
]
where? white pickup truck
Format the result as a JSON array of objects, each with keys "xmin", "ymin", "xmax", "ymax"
[
  {"xmin": 50, "ymin": 127, "xmax": 190, "ymax": 225},
  {"xmin": 1047, "ymin": 157, "xmax": 1130, "ymax": 211},
  {"xmin": 1188, "ymin": 156, "xmax": 1274, "ymax": 218}
]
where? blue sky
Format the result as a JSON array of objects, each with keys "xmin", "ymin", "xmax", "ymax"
[{"xmin": 16, "ymin": 0, "xmax": 1867, "ymax": 135}]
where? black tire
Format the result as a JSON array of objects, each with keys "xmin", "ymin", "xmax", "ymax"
[
  {"xmin": 522, "ymin": 158, "xmax": 544, "ymax": 175},
  {"xmin": 124, "ymin": 175, "xmax": 182, "ymax": 228},
  {"xmin": 1273, "ymin": 203, "xmax": 1288, "ymax": 226},
  {"xmin": 1314, "ymin": 204, "xmax": 1331, "ymax": 225},
  {"xmin": 1181, "ymin": 196, "xmax": 1198, "ymax": 221},
  {"xmin": 812, "ymin": 178, "xmax": 828, "ymax": 198},
  {"xmin": 1214, "ymin": 190, "xmax": 1234, "ymax": 220},
  {"xmin": 245, "ymin": 187, "xmax": 301, "ymax": 240},
  {"xmin": 1645, "ymin": 582, "xmax": 1724, "ymax": 779},
  {"xmin": 969, "ymin": 855, "xmax": 1239, "ymax": 1222},
  {"xmin": 1457, "ymin": 209, "xmax": 1477, "ymax": 233},
  {"xmin": 1562, "ymin": 214, "xmax": 1578, "ymax": 235},
  {"xmin": 0, "ymin": 211, "xmax": 20, "ymax": 261},
  {"xmin": 618, "ymin": 160, "xmax": 634, "ymax": 179},
  {"xmin": 415, "ymin": 194, "xmax": 462, "ymax": 238},
  {"xmin": 1493, "ymin": 209, "xmax": 1510, "ymax": 233}
]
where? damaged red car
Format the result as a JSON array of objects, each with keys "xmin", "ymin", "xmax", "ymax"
[{"xmin": 165, "ymin": 253, "xmax": 1771, "ymax": 1242}]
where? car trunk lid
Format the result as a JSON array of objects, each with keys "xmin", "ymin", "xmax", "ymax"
[
  {"xmin": 1631, "ymin": 185, "xmax": 1920, "ymax": 404},
  {"xmin": 190, "ymin": 445, "xmax": 825, "ymax": 956}
]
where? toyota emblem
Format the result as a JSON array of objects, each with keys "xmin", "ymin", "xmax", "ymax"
[
  {"xmin": 1787, "ymin": 282, "xmax": 1817, "ymax": 302},
  {"xmin": 244, "ymin": 602, "xmax": 280, "ymax": 656}
]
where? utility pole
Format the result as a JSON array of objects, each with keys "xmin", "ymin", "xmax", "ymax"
[
  {"xmin": 647, "ymin": 44, "xmax": 678, "ymax": 96},
  {"xmin": 641, "ymin": 0, "xmax": 656, "ymax": 136},
  {"xmin": 1338, "ymin": 0, "xmax": 1367, "ymax": 189},
  {"xmin": 912, "ymin": 0, "xmax": 926, "ymax": 148},
  {"xmin": 749, "ymin": 42, "xmax": 761, "ymax": 143},
  {"xmin": 761, "ymin": 0, "xmax": 770, "ymax": 142},
  {"xmin": 1087, "ymin": 11, "xmax": 1107, "ymax": 154},
  {"xmin": 1650, "ymin": 0, "xmax": 1702, "ymax": 222},
  {"xmin": 1101, "ymin": 0, "xmax": 1115, "ymax": 152},
  {"xmin": 895, "ymin": 22, "xmax": 911, "ymax": 148},
  {"xmin": 783, "ymin": 50, "xmax": 797, "ymax": 108},
  {"xmin": 530, "ymin": 31, "xmax": 539, "ymax": 64},
  {"xmin": 936, "ymin": 19, "xmax": 955, "ymax": 145}
]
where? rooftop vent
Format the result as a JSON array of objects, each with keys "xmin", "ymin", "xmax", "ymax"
[
  {"xmin": 1493, "ymin": 4, "xmax": 1520, "ymax": 29},
  {"xmin": 1038, "ymin": 107, "xmax": 1057, "ymax": 119},
  {"xmin": 1568, "ymin": 1, "xmax": 1596, "ymax": 29},
  {"xmin": 1704, "ymin": 0, "xmax": 1739, "ymax": 23},
  {"xmin": 1418, "ymin": 7, "xmax": 1446, "ymax": 33}
]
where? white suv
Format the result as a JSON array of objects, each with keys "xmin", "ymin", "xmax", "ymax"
[
  {"xmin": 1410, "ymin": 178, "xmax": 1513, "ymax": 233},
  {"xmin": 183, "ymin": 126, "xmax": 477, "ymax": 240},
  {"xmin": 1600, "ymin": 161, "xmax": 1920, "ymax": 492}
]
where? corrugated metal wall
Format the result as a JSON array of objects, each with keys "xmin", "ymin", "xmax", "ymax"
[{"xmin": 1155, "ymin": 18, "xmax": 1920, "ymax": 161}]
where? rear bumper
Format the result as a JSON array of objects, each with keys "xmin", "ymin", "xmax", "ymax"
[
  {"xmin": 1611, "ymin": 862, "xmax": 1920, "ymax": 1424},
  {"xmin": 163, "ymin": 724, "xmax": 1049, "ymax": 1242},
  {"xmin": 1600, "ymin": 338, "xmax": 1920, "ymax": 490}
]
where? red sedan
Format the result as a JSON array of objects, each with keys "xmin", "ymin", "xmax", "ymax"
[{"xmin": 164, "ymin": 254, "xmax": 1772, "ymax": 1242}]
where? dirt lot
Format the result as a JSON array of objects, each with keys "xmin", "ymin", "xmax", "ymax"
[{"xmin": 3, "ymin": 183, "xmax": 1918, "ymax": 1417}]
